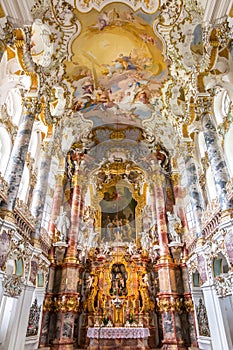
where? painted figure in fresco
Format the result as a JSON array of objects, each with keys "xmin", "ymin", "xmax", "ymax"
[
  {"xmin": 106, "ymin": 221, "xmax": 114, "ymax": 241},
  {"xmin": 121, "ymin": 219, "xmax": 132, "ymax": 241},
  {"xmin": 114, "ymin": 53, "xmax": 137, "ymax": 71}
]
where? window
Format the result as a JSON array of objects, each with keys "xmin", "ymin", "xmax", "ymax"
[
  {"xmin": 186, "ymin": 202, "xmax": 196, "ymax": 229},
  {"xmin": 192, "ymin": 272, "xmax": 200, "ymax": 287},
  {"xmin": 222, "ymin": 91, "xmax": 230, "ymax": 117},
  {"xmin": 213, "ymin": 254, "xmax": 229, "ymax": 277}
]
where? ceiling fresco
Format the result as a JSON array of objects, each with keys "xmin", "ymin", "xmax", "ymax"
[{"xmin": 64, "ymin": 3, "xmax": 168, "ymax": 128}]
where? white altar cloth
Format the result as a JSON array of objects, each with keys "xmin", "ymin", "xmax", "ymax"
[{"xmin": 87, "ymin": 327, "xmax": 150, "ymax": 339}]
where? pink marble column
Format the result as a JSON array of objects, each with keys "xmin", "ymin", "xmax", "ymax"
[
  {"xmin": 49, "ymin": 171, "xmax": 83, "ymax": 350},
  {"xmin": 153, "ymin": 172, "xmax": 187, "ymax": 349},
  {"xmin": 65, "ymin": 171, "xmax": 81, "ymax": 261},
  {"xmin": 153, "ymin": 173, "xmax": 170, "ymax": 259}
]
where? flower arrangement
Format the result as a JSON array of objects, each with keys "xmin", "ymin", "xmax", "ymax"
[
  {"xmin": 127, "ymin": 314, "xmax": 134, "ymax": 324},
  {"xmin": 102, "ymin": 315, "xmax": 112, "ymax": 326},
  {"xmin": 125, "ymin": 313, "xmax": 138, "ymax": 327}
]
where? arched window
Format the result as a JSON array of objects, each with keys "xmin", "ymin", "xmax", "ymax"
[
  {"xmin": 0, "ymin": 126, "xmax": 12, "ymax": 176},
  {"xmin": 37, "ymin": 270, "xmax": 44, "ymax": 287},
  {"xmin": 192, "ymin": 271, "xmax": 200, "ymax": 287},
  {"xmin": 213, "ymin": 253, "xmax": 229, "ymax": 277},
  {"xmin": 15, "ymin": 258, "xmax": 24, "ymax": 277}
]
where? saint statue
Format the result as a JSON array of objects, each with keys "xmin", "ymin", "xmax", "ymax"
[{"xmin": 55, "ymin": 209, "xmax": 70, "ymax": 241}]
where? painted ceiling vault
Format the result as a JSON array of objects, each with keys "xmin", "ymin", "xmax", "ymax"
[{"xmin": 28, "ymin": 1, "xmax": 197, "ymax": 158}]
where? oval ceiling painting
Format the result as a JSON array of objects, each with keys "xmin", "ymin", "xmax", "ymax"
[{"xmin": 64, "ymin": 3, "xmax": 169, "ymax": 127}]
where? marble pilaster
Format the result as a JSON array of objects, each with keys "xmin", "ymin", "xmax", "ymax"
[
  {"xmin": 202, "ymin": 112, "xmax": 231, "ymax": 210},
  {"xmin": 153, "ymin": 169, "xmax": 193, "ymax": 349},
  {"xmin": 4, "ymin": 97, "xmax": 38, "ymax": 212}
]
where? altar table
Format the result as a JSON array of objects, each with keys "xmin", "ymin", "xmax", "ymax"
[{"xmin": 87, "ymin": 327, "xmax": 150, "ymax": 350}]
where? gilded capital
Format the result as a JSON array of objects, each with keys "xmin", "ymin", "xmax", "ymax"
[
  {"xmin": 184, "ymin": 298, "xmax": 194, "ymax": 312},
  {"xmin": 157, "ymin": 296, "xmax": 183, "ymax": 314},
  {"xmin": 23, "ymin": 97, "xmax": 40, "ymax": 115},
  {"xmin": 54, "ymin": 294, "xmax": 80, "ymax": 313}
]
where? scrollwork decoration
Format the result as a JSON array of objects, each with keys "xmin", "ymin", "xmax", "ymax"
[{"xmin": 2, "ymin": 274, "xmax": 22, "ymax": 298}]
